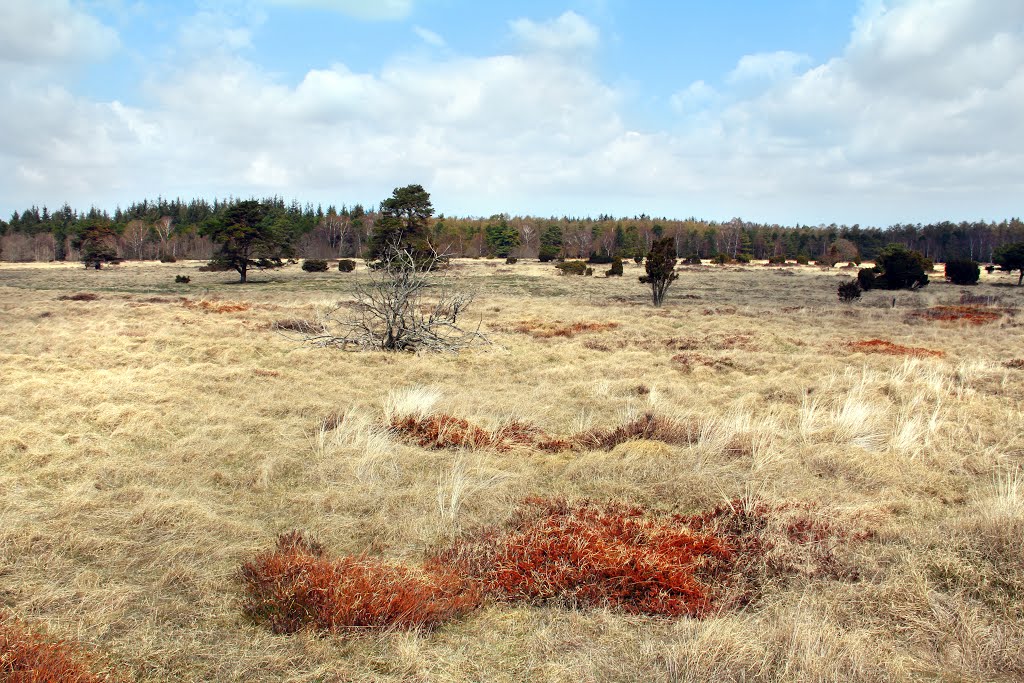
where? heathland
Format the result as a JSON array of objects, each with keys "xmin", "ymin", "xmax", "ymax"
[{"xmin": 1, "ymin": 258, "xmax": 1022, "ymax": 682}]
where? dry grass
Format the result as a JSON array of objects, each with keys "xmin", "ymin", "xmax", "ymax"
[{"xmin": 1, "ymin": 259, "xmax": 1023, "ymax": 681}]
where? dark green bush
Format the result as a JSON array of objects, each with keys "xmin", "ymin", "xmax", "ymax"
[
  {"xmin": 505, "ymin": 257, "xmax": 518, "ymax": 265},
  {"xmin": 713, "ymin": 254, "xmax": 730, "ymax": 265},
  {"xmin": 768, "ymin": 254, "xmax": 786, "ymax": 265},
  {"xmin": 944, "ymin": 259, "xmax": 980, "ymax": 285},
  {"xmin": 555, "ymin": 261, "xmax": 588, "ymax": 276},
  {"xmin": 606, "ymin": 257, "xmax": 623, "ymax": 277},
  {"xmin": 735, "ymin": 253, "xmax": 752, "ymax": 264},
  {"xmin": 160, "ymin": 254, "xmax": 177, "ymax": 263},
  {"xmin": 586, "ymin": 267, "xmax": 594, "ymax": 276},
  {"xmin": 874, "ymin": 244, "xmax": 929, "ymax": 289},
  {"xmin": 175, "ymin": 274, "xmax": 190, "ymax": 284},
  {"xmin": 633, "ymin": 256, "xmax": 643, "ymax": 264},
  {"xmin": 302, "ymin": 259, "xmax": 329, "ymax": 272},
  {"xmin": 837, "ymin": 281, "xmax": 861, "ymax": 302},
  {"xmin": 587, "ymin": 253, "xmax": 615, "ymax": 264},
  {"xmin": 682, "ymin": 254, "xmax": 702, "ymax": 265},
  {"xmin": 795, "ymin": 254, "xmax": 810, "ymax": 265},
  {"xmin": 338, "ymin": 259, "xmax": 356, "ymax": 272},
  {"xmin": 857, "ymin": 268, "xmax": 877, "ymax": 291}
]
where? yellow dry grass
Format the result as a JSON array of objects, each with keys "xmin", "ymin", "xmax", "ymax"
[{"xmin": 1, "ymin": 258, "xmax": 1022, "ymax": 681}]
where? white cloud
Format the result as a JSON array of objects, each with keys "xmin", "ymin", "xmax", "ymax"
[
  {"xmin": 510, "ymin": 11, "xmax": 600, "ymax": 53},
  {"xmin": 264, "ymin": 0, "xmax": 413, "ymax": 21},
  {"xmin": 727, "ymin": 51, "xmax": 811, "ymax": 84},
  {"xmin": 0, "ymin": 0, "xmax": 119, "ymax": 64},
  {"xmin": 670, "ymin": 80, "xmax": 719, "ymax": 114},
  {"xmin": 2, "ymin": 1, "xmax": 1023, "ymax": 224},
  {"xmin": 413, "ymin": 26, "xmax": 445, "ymax": 48}
]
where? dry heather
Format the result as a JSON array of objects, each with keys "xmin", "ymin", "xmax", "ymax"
[{"xmin": 1, "ymin": 259, "xmax": 1023, "ymax": 682}]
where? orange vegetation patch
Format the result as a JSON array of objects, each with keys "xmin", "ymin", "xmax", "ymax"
[
  {"xmin": 240, "ymin": 531, "xmax": 478, "ymax": 634},
  {"xmin": 390, "ymin": 412, "xmax": 692, "ymax": 453},
  {"xmin": 849, "ymin": 339, "xmax": 945, "ymax": 358},
  {"xmin": 0, "ymin": 614, "xmax": 121, "ymax": 682},
  {"xmin": 390, "ymin": 415, "xmax": 570, "ymax": 453},
  {"xmin": 575, "ymin": 413, "xmax": 697, "ymax": 450},
  {"xmin": 910, "ymin": 305, "xmax": 1003, "ymax": 325},
  {"xmin": 180, "ymin": 298, "xmax": 252, "ymax": 314},
  {"xmin": 56, "ymin": 292, "xmax": 100, "ymax": 302},
  {"xmin": 431, "ymin": 498, "xmax": 730, "ymax": 617},
  {"xmin": 498, "ymin": 319, "xmax": 620, "ymax": 339},
  {"xmin": 243, "ymin": 498, "xmax": 872, "ymax": 633}
]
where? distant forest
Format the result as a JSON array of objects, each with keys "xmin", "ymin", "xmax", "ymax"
[{"xmin": 2, "ymin": 195, "xmax": 1022, "ymax": 264}]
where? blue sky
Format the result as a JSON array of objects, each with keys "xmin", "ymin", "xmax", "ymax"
[{"xmin": 2, "ymin": 0, "xmax": 1022, "ymax": 225}]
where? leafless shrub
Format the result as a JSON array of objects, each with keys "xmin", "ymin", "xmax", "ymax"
[{"xmin": 305, "ymin": 244, "xmax": 488, "ymax": 353}]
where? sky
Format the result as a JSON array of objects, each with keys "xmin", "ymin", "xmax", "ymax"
[{"xmin": 1, "ymin": 0, "xmax": 1023, "ymax": 226}]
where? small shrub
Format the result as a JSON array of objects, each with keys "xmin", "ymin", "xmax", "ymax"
[
  {"xmin": 873, "ymin": 244, "xmax": 930, "ymax": 289},
  {"xmin": 837, "ymin": 281, "xmax": 861, "ymax": 302},
  {"xmin": 0, "ymin": 614, "xmax": 121, "ymax": 682},
  {"xmin": 795, "ymin": 254, "xmax": 810, "ymax": 265},
  {"xmin": 713, "ymin": 254, "xmax": 730, "ymax": 265},
  {"xmin": 432, "ymin": 498, "xmax": 730, "ymax": 617},
  {"xmin": 241, "ymin": 532, "xmax": 478, "ymax": 634},
  {"xmin": 585, "ymin": 267, "xmax": 594, "ymax": 276},
  {"xmin": 555, "ymin": 261, "xmax": 588, "ymax": 276},
  {"xmin": 159, "ymin": 254, "xmax": 176, "ymax": 263},
  {"xmin": 768, "ymin": 254, "xmax": 786, "ymax": 265},
  {"xmin": 681, "ymin": 254, "xmax": 702, "ymax": 265},
  {"xmin": 944, "ymin": 259, "xmax": 980, "ymax": 285},
  {"xmin": 734, "ymin": 253, "xmax": 752, "ymax": 264},
  {"xmin": 606, "ymin": 257, "xmax": 623, "ymax": 277},
  {"xmin": 587, "ymin": 253, "xmax": 615, "ymax": 264},
  {"xmin": 633, "ymin": 256, "xmax": 643, "ymax": 264},
  {"xmin": 857, "ymin": 268, "xmax": 877, "ymax": 291},
  {"xmin": 337, "ymin": 259, "xmax": 356, "ymax": 272},
  {"xmin": 505, "ymin": 257, "xmax": 517, "ymax": 265},
  {"xmin": 174, "ymin": 274, "xmax": 191, "ymax": 284},
  {"xmin": 302, "ymin": 259, "xmax": 329, "ymax": 272},
  {"xmin": 986, "ymin": 264, "xmax": 996, "ymax": 274}
]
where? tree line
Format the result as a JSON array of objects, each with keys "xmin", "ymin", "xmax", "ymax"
[{"xmin": 2, "ymin": 195, "xmax": 1023, "ymax": 265}]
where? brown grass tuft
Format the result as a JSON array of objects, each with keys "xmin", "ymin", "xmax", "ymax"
[
  {"xmin": 271, "ymin": 318, "xmax": 325, "ymax": 334},
  {"xmin": 240, "ymin": 531, "xmax": 478, "ymax": 634},
  {"xmin": 390, "ymin": 415, "xmax": 571, "ymax": 453},
  {"xmin": 0, "ymin": 614, "xmax": 121, "ymax": 682},
  {"xmin": 1004, "ymin": 358, "xmax": 1024, "ymax": 369},
  {"xmin": 849, "ymin": 339, "xmax": 945, "ymax": 357}
]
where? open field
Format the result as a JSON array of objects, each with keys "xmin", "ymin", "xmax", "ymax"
[{"xmin": 1, "ymin": 258, "xmax": 1023, "ymax": 682}]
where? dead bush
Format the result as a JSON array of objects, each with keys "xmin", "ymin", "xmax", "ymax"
[
  {"xmin": 430, "ymin": 498, "xmax": 730, "ymax": 617},
  {"xmin": 240, "ymin": 531, "xmax": 478, "ymax": 634},
  {"xmin": 0, "ymin": 613, "xmax": 122, "ymax": 682}
]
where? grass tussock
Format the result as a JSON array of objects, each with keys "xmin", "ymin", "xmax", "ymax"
[
  {"xmin": 0, "ymin": 614, "xmax": 121, "ymax": 683},
  {"xmin": 180, "ymin": 298, "xmax": 252, "ymax": 313},
  {"xmin": 240, "ymin": 531, "xmax": 478, "ymax": 634},
  {"xmin": 849, "ymin": 339, "xmax": 945, "ymax": 357}
]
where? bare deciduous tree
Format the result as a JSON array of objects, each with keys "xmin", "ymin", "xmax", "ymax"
[{"xmin": 304, "ymin": 244, "xmax": 487, "ymax": 352}]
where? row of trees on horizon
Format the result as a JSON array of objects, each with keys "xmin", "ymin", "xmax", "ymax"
[{"xmin": 2, "ymin": 195, "xmax": 1023, "ymax": 265}]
